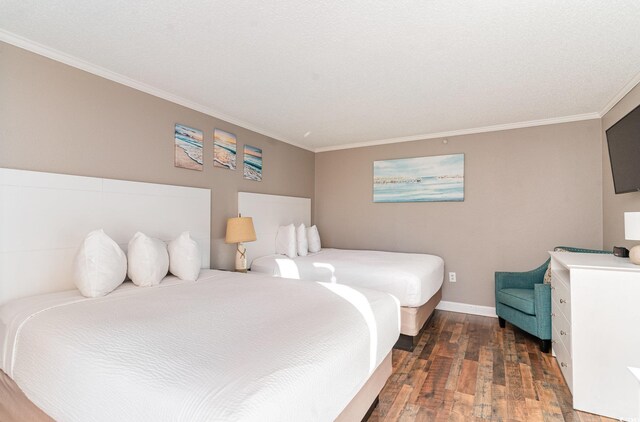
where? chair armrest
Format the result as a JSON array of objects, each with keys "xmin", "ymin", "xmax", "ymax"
[
  {"xmin": 534, "ymin": 283, "xmax": 552, "ymax": 339},
  {"xmin": 495, "ymin": 259, "xmax": 549, "ymax": 291},
  {"xmin": 534, "ymin": 283, "xmax": 551, "ymax": 315}
]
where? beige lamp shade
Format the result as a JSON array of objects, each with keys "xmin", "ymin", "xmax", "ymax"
[{"xmin": 225, "ymin": 217, "xmax": 257, "ymax": 244}]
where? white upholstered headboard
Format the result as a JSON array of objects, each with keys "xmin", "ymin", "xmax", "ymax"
[
  {"xmin": 238, "ymin": 192, "xmax": 310, "ymax": 267},
  {"xmin": 0, "ymin": 168, "xmax": 211, "ymax": 306}
]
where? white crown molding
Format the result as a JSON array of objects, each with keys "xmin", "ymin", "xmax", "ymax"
[
  {"xmin": 598, "ymin": 70, "xmax": 640, "ymax": 118},
  {"xmin": 0, "ymin": 29, "xmax": 315, "ymax": 152},
  {"xmin": 436, "ymin": 300, "xmax": 497, "ymax": 318},
  {"xmin": 314, "ymin": 112, "xmax": 601, "ymax": 152},
  {"xmin": 4, "ymin": 29, "xmax": 639, "ymax": 154}
]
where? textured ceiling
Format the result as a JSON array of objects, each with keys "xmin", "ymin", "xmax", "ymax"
[{"xmin": 1, "ymin": 1, "xmax": 640, "ymax": 150}]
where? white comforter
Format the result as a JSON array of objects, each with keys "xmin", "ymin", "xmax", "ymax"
[
  {"xmin": 0, "ymin": 270, "xmax": 400, "ymax": 422},
  {"xmin": 251, "ymin": 248, "xmax": 444, "ymax": 307}
]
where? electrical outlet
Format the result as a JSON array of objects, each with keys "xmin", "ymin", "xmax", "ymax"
[{"xmin": 449, "ymin": 272, "xmax": 456, "ymax": 282}]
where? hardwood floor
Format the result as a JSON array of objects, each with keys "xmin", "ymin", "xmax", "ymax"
[{"xmin": 369, "ymin": 310, "xmax": 614, "ymax": 422}]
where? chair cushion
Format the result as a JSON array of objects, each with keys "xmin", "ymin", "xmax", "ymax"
[{"xmin": 496, "ymin": 288, "xmax": 535, "ymax": 315}]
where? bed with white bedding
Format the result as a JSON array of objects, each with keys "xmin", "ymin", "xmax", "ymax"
[
  {"xmin": 251, "ymin": 248, "xmax": 443, "ymax": 350},
  {"xmin": 0, "ymin": 270, "xmax": 400, "ymax": 421},
  {"xmin": 238, "ymin": 192, "xmax": 445, "ymax": 351},
  {"xmin": 251, "ymin": 248, "xmax": 443, "ymax": 308},
  {"xmin": 0, "ymin": 169, "xmax": 399, "ymax": 422}
]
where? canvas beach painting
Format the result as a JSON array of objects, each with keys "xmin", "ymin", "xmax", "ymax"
[
  {"xmin": 214, "ymin": 129, "xmax": 237, "ymax": 170},
  {"xmin": 243, "ymin": 145, "xmax": 263, "ymax": 181},
  {"xmin": 174, "ymin": 124, "xmax": 204, "ymax": 171},
  {"xmin": 373, "ymin": 154, "xmax": 464, "ymax": 202}
]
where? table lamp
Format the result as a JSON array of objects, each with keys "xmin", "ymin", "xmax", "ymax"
[
  {"xmin": 225, "ymin": 215, "xmax": 257, "ymax": 272},
  {"xmin": 624, "ymin": 212, "xmax": 640, "ymax": 265}
]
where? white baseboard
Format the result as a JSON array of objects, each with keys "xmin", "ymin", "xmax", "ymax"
[{"xmin": 436, "ymin": 300, "xmax": 497, "ymax": 318}]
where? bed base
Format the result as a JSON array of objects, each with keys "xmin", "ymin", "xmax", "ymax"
[
  {"xmin": 361, "ymin": 396, "xmax": 379, "ymax": 421},
  {"xmin": 1, "ymin": 352, "xmax": 393, "ymax": 422},
  {"xmin": 394, "ymin": 312, "xmax": 436, "ymax": 351},
  {"xmin": 335, "ymin": 351, "xmax": 392, "ymax": 422},
  {"xmin": 394, "ymin": 286, "xmax": 442, "ymax": 352},
  {"xmin": 0, "ymin": 370, "xmax": 52, "ymax": 422}
]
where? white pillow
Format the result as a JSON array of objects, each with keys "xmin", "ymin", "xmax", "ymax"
[
  {"xmin": 296, "ymin": 223, "xmax": 308, "ymax": 257},
  {"xmin": 73, "ymin": 229, "xmax": 127, "ymax": 298},
  {"xmin": 307, "ymin": 225, "xmax": 322, "ymax": 253},
  {"xmin": 168, "ymin": 231, "xmax": 201, "ymax": 281},
  {"xmin": 275, "ymin": 224, "xmax": 297, "ymax": 258},
  {"xmin": 127, "ymin": 232, "xmax": 169, "ymax": 287}
]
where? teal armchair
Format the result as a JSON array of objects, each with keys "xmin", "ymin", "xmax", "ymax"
[{"xmin": 495, "ymin": 246, "xmax": 611, "ymax": 352}]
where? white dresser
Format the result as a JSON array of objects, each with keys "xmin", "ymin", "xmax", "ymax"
[{"xmin": 550, "ymin": 251, "xmax": 640, "ymax": 421}]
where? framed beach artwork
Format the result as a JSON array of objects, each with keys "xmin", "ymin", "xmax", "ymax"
[
  {"xmin": 174, "ymin": 124, "xmax": 204, "ymax": 171},
  {"xmin": 213, "ymin": 128, "xmax": 237, "ymax": 170},
  {"xmin": 373, "ymin": 154, "xmax": 464, "ymax": 203},
  {"xmin": 243, "ymin": 145, "xmax": 263, "ymax": 181}
]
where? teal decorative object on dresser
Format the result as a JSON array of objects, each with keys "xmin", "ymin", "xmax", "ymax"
[{"xmin": 494, "ymin": 246, "xmax": 610, "ymax": 352}]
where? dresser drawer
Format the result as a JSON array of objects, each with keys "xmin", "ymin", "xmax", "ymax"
[
  {"xmin": 553, "ymin": 332, "xmax": 573, "ymax": 394},
  {"xmin": 551, "ymin": 268, "xmax": 569, "ymax": 285},
  {"xmin": 551, "ymin": 308, "xmax": 571, "ymax": 356},
  {"xmin": 551, "ymin": 272, "xmax": 571, "ymax": 321}
]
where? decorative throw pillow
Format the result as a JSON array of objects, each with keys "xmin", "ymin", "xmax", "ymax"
[
  {"xmin": 296, "ymin": 223, "xmax": 309, "ymax": 257},
  {"xmin": 168, "ymin": 232, "xmax": 201, "ymax": 281},
  {"xmin": 275, "ymin": 224, "xmax": 297, "ymax": 258},
  {"xmin": 307, "ymin": 225, "xmax": 322, "ymax": 253},
  {"xmin": 127, "ymin": 232, "xmax": 169, "ymax": 287},
  {"xmin": 73, "ymin": 229, "xmax": 127, "ymax": 298},
  {"xmin": 543, "ymin": 247, "xmax": 568, "ymax": 284}
]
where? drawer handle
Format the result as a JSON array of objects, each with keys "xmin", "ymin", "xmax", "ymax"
[
  {"xmin": 552, "ymin": 340, "xmax": 556, "ymax": 344},
  {"xmin": 551, "ymin": 312, "xmax": 555, "ymax": 317},
  {"xmin": 560, "ymin": 330, "xmax": 566, "ymax": 336},
  {"xmin": 550, "ymin": 286, "xmax": 555, "ymax": 290},
  {"xmin": 559, "ymin": 299, "xmax": 566, "ymax": 304},
  {"xmin": 560, "ymin": 362, "xmax": 568, "ymax": 368}
]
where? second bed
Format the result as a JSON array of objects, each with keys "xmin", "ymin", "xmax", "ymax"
[{"xmin": 239, "ymin": 192, "xmax": 445, "ymax": 350}]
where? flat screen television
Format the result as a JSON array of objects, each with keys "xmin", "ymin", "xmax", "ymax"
[{"xmin": 606, "ymin": 104, "xmax": 640, "ymax": 194}]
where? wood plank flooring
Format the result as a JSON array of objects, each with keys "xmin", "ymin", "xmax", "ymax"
[{"xmin": 368, "ymin": 310, "xmax": 614, "ymax": 422}]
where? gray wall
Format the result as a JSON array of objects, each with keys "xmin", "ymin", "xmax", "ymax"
[
  {"xmin": 315, "ymin": 121, "xmax": 603, "ymax": 307},
  {"xmin": 0, "ymin": 42, "xmax": 315, "ymax": 270},
  {"xmin": 2, "ymin": 40, "xmax": 628, "ymax": 308},
  {"xmin": 602, "ymin": 83, "xmax": 640, "ymax": 250}
]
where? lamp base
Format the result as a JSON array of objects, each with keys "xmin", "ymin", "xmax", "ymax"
[
  {"xmin": 235, "ymin": 243, "xmax": 248, "ymax": 272},
  {"xmin": 630, "ymin": 245, "xmax": 640, "ymax": 265}
]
